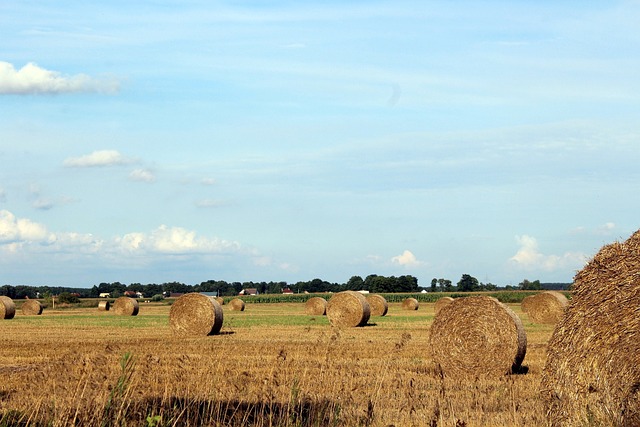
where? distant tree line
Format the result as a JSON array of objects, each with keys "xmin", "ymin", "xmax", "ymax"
[{"xmin": 0, "ymin": 275, "xmax": 571, "ymax": 299}]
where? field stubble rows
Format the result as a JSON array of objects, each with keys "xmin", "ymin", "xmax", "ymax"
[{"xmin": 0, "ymin": 301, "xmax": 554, "ymax": 426}]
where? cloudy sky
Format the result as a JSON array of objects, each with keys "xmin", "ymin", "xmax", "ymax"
[{"xmin": 1, "ymin": 1, "xmax": 639, "ymax": 288}]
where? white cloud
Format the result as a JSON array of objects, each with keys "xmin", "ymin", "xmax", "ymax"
[
  {"xmin": 509, "ymin": 234, "xmax": 587, "ymax": 272},
  {"xmin": 391, "ymin": 249, "xmax": 423, "ymax": 267},
  {"xmin": 64, "ymin": 150, "xmax": 134, "ymax": 167},
  {"xmin": 201, "ymin": 178, "xmax": 217, "ymax": 186},
  {"xmin": 118, "ymin": 225, "xmax": 241, "ymax": 254},
  {"xmin": 0, "ymin": 61, "xmax": 119, "ymax": 95},
  {"xmin": 0, "ymin": 210, "xmax": 54, "ymax": 244},
  {"xmin": 129, "ymin": 168, "xmax": 156, "ymax": 183}
]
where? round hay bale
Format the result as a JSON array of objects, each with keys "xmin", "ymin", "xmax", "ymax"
[
  {"xmin": 112, "ymin": 296, "xmax": 139, "ymax": 316},
  {"xmin": 169, "ymin": 293, "xmax": 224, "ymax": 336},
  {"xmin": 525, "ymin": 291, "xmax": 568, "ymax": 324},
  {"xmin": 429, "ymin": 296, "xmax": 527, "ymax": 378},
  {"xmin": 434, "ymin": 296, "xmax": 454, "ymax": 316},
  {"xmin": 98, "ymin": 300, "xmax": 110, "ymax": 311},
  {"xmin": 326, "ymin": 291, "xmax": 370, "ymax": 327},
  {"xmin": 541, "ymin": 230, "xmax": 640, "ymax": 426},
  {"xmin": 215, "ymin": 297, "xmax": 224, "ymax": 305},
  {"xmin": 401, "ymin": 297, "xmax": 419, "ymax": 311},
  {"xmin": 21, "ymin": 299, "xmax": 43, "ymax": 316},
  {"xmin": 305, "ymin": 297, "xmax": 327, "ymax": 316},
  {"xmin": 366, "ymin": 294, "xmax": 388, "ymax": 317},
  {"xmin": 0, "ymin": 296, "xmax": 16, "ymax": 320},
  {"xmin": 520, "ymin": 295, "xmax": 536, "ymax": 313},
  {"xmin": 228, "ymin": 298, "xmax": 245, "ymax": 311}
]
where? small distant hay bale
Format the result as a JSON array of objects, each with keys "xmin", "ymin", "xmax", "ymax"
[
  {"xmin": 169, "ymin": 293, "xmax": 224, "ymax": 336},
  {"xmin": 22, "ymin": 299, "xmax": 43, "ymax": 316},
  {"xmin": 112, "ymin": 297, "xmax": 139, "ymax": 316},
  {"xmin": 98, "ymin": 301, "xmax": 110, "ymax": 311},
  {"xmin": 434, "ymin": 297, "xmax": 454, "ymax": 316},
  {"xmin": 326, "ymin": 291, "xmax": 370, "ymax": 327},
  {"xmin": 520, "ymin": 295, "xmax": 536, "ymax": 313},
  {"xmin": 228, "ymin": 298, "xmax": 245, "ymax": 311},
  {"xmin": 305, "ymin": 297, "xmax": 327, "ymax": 315},
  {"xmin": 525, "ymin": 291, "xmax": 568, "ymax": 324},
  {"xmin": 429, "ymin": 296, "xmax": 527, "ymax": 378},
  {"xmin": 215, "ymin": 297, "xmax": 224, "ymax": 305},
  {"xmin": 541, "ymin": 230, "xmax": 640, "ymax": 426},
  {"xmin": 0, "ymin": 296, "xmax": 16, "ymax": 320},
  {"xmin": 401, "ymin": 297, "xmax": 419, "ymax": 311},
  {"xmin": 366, "ymin": 294, "xmax": 388, "ymax": 317}
]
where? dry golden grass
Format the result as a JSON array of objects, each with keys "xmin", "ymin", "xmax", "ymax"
[{"xmin": 0, "ymin": 300, "xmax": 554, "ymax": 426}]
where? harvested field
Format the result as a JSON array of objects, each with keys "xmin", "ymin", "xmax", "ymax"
[
  {"xmin": 541, "ymin": 230, "xmax": 640, "ymax": 426},
  {"xmin": 0, "ymin": 299, "xmax": 555, "ymax": 426}
]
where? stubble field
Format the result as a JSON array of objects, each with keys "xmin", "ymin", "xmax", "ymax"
[{"xmin": 0, "ymin": 299, "xmax": 554, "ymax": 427}]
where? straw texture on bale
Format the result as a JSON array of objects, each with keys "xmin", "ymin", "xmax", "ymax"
[
  {"xmin": 524, "ymin": 291, "xmax": 568, "ymax": 324},
  {"xmin": 0, "ymin": 296, "xmax": 16, "ymax": 320},
  {"xmin": 520, "ymin": 295, "xmax": 536, "ymax": 313},
  {"xmin": 541, "ymin": 230, "xmax": 640, "ymax": 427},
  {"xmin": 366, "ymin": 294, "xmax": 388, "ymax": 317},
  {"xmin": 326, "ymin": 291, "xmax": 370, "ymax": 327},
  {"xmin": 434, "ymin": 297, "xmax": 454, "ymax": 316},
  {"xmin": 112, "ymin": 296, "xmax": 139, "ymax": 316},
  {"xmin": 98, "ymin": 301, "xmax": 110, "ymax": 311},
  {"xmin": 401, "ymin": 297, "xmax": 419, "ymax": 311},
  {"xmin": 429, "ymin": 296, "xmax": 527, "ymax": 378},
  {"xmin": 305, "ymin": 297, "xmax": 327, "ymax": 316},
  {"xmin": 228, "ymin": 298, "xmax": 245, "ymax": 311},
  {"xmin": 169, "ymin": 293, "xmax": 224, "ymax": 336},
  {"xmin": 21, "ymin": 299, "xmax": 43, "ymax": 316}
]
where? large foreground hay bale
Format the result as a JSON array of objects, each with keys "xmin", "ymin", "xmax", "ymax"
[
  {"xmin": 22, "ymin": 299, "xmax": 43, "ymax": 316},
  {"xmin": 430, "ymin": 296, "xmax": 527, "ymax": 378},
  {"xmin": 366, "ymin": 294, "xmax": 388, "ymax": 316},
  {"xmin": 169, "ymin": 293, "xmax": 224, "ymax": 336},
  {"xmin": 525, "ymin": 291, "xmax": 568, "ymax": 324},
  {"xmin": 434, "ymin": 296, "xmax": 454, "ymax": 316},
  {"xmin": 0, "ymin": 296, "xmax": 16, "ymax": 320},
  {"xmin": 98, "ymin": 301, "xmax": 110, "ymax": 311},
  {"xmin": 228, "ymin": 298, "xmax": 245, "ymax": 311},
  {"xmin": 401, "ymin": 297, "xmax": 419, "ymax": 311},
  {"xmin": 112, "ymin": 297, "xmax": 139, "ymax": 316},
  {"xmin": 326, "ymin": 291, "xmax": 370, "ymax": 327},
  {"xmin": 541, "ymin": 230, "xmax": 640, "ymax": 427},
  {"xmin": 305, "ymin": 297, "xmax": 327, "ymax": 315}
]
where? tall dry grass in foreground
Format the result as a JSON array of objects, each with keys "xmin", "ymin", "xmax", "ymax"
[{"xmin": 0, "ymin": 302, "xmax": 552, "ymax": 426}]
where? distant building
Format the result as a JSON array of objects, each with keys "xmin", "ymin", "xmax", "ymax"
[
  {"xmin": 282, "ymin": 287, "xmax": 293, "ymax": 294},
  {"xmin": 239, "ymin": 288, "xmax": 258, "ymax": 296},
  {"xmin": 99, "ymin": 293, "xmax": 110, "ymax": 298}
]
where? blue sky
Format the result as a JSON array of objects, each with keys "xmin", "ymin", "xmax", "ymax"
[{"xmin": 1, "ymin": 1, "xmax": 639, "ymax": 288}]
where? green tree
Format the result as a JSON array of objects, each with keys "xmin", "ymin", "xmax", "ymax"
[
  {"xmin": 457, "ymin": 274, "xmax": 480, "ymax": 292},
  {"xmin": 519, "ymin": 279, "xmax": 542, "ymax": 290}
]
